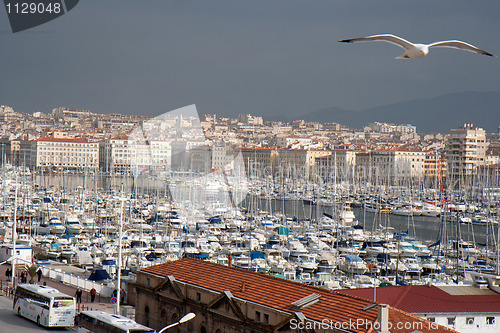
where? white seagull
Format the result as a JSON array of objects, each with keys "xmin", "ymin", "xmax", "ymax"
[{"xmin": 338, "ymin": 34, "xmax": 495, "ymax": 59}]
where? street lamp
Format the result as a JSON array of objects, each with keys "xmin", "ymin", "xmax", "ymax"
[
  {"xmin": 0, "ymin": 255, "xmax": 17, "ymax": 266},
  {"xmin": 157, "ymin": 312, "xmax": 196, "ymax": 333},
  {"xmin": 115, "ymin": 195, "xmax": 125, "ymax": 315},
  {"xmin": 12, "ymin": 175, "xmax": 18, "ymax": 288}
]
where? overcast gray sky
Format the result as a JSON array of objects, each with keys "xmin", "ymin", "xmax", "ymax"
[{"xmin": 1, "ymin": 0, "xmax": 499, "ymax": 120}]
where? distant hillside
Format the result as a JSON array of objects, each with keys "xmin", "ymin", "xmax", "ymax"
[{"xmin": 273, "ymin": 91, "xmax": 500, "ymax": 133}]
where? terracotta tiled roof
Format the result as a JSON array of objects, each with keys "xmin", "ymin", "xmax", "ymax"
[
  {"xmin": 140, "ymin": 259, "xmax": 453, "ymax": 333},
  {"xmin": 238, "ymin": 146, "xmax": 278, "ymax": 150},
  {"xmin": 142, "ymin": 258, "xmax": 376, "ymax": 332},
  {"xmin": 339, "ymin": 285, "xmax": 500, "ymax": 314},
  {"xmin": 478, "ymin": 163, "xmax": 500, "ymax": 169},
  {"xmin": 33, "ymin": 136, "xmax": 89, "ymax": 143}
]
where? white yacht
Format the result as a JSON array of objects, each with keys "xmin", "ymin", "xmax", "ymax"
[
  {"xmin": 338, "ymin": 254, "xmax": 367, "ymax": 275},
  {"xmin": 82, "ymin": 217, "xmax": 97, "ymax": 234},
  {"xmin": 49, "ymin": 217, "xmax": 66, "ymax": 235},
  {"xmin": 295, "ymin": 254, "xmax": 318, "ymax": 273},
  {"xmin": 65, "ymin": 214, "xmax": 83, "ymax": 234}
]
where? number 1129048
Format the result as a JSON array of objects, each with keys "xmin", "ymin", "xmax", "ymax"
[{"xmin": 5, "ymin": 2, "xmax": 62, "ymax": 14}]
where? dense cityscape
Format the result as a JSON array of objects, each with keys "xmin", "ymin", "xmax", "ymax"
[{"xmin": 1, "ymin": 105, "xmax": 499, "ymax": 185}]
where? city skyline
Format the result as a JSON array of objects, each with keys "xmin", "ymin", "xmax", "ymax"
[
  {"xmin": 1, "ymin": 105, "xmax": 498, "ymax": 189},
  {"xmin": 1, "ymin": 1, "xmax": 499, "ymax": 124}
]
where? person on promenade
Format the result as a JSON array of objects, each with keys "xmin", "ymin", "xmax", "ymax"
[
  {"xmin": 90, "ymin": 288, "xmax": 96, "ymax": 303},
  {"xmin": 75, "ymin": 288, "xmax": 82, "ymax": 303},
  {"xmin": 37, "ymin": 268, "xmax": 42, "ymax": 282}
]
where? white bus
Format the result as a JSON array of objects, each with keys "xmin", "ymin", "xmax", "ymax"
[
  {"xmin": 13, "ymin": 283, "xmax": 76, "ymax": 327},
  {"xmin": 78, "ymin": 310, "xmax": 155, "ymax": 333}
]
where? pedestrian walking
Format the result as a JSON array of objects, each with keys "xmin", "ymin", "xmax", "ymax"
[
  {"xmin": 37, "ymin": 268, "xmax": 42, "ymax": 282},
  {"xmin": 90, "ymin": 287, "xmax": 96, "ymax": 303},
  {"xmin": 75, "ymin": 288, "xmax": 82, "ymax": 303}
]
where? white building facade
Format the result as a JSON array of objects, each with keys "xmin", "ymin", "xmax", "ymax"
[
  {"xmin": 446, "ymin": 123, "xmax": 488, "ymax": 181},
  {"xmin": 28, "ymin": 136, "xmax": 99, "ymax": 169}
]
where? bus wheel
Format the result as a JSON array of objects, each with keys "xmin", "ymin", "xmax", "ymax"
[{"xmin": 36, "ymin": 316, "xmax": 40, "ymax": 326}]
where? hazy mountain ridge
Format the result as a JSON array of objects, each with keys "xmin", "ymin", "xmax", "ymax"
[{"xmin": 270, "ymin": 91, "xmax": 500, "ymax": 133}]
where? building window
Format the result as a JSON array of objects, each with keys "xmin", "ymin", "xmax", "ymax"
[
  {"xmin": 486, "ymin": 317, "xmax": 495, "ymax": 325},
  {"xmin": 145, "ymin": 306, "xmax": 150, "ymax": 327},
  {"xmin": 447, "ymin": 317, "xmax": 455, "ymax": 326},
  {"xmin": 196, "ymin": 292, "xmax": 201, "ymax": 302},
  {"xmin": 255, "ymin": 311, "xmax": 261, "ymax": 322},
  {"xmin": 466, "ymin": 317, "xmax": 474, "ymax": 325},
  {"xmin": 146, "ymin": 278, "xmax": 150, "ymax": 287},
  {"xmin": 263, "ymin": 313, "xmax": 269, "ymax": 325}
]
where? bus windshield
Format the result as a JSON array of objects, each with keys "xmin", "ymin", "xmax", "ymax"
[{"xmin": 52, "ymin": 297, "xmax": 75, "ymax": 308}]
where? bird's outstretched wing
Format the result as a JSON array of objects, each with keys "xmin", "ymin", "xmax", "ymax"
[
  {"xmin": 338, "ymin": 34, "xmax": 414, "ymax": 50},
  {"xmin": 428, "ymin": 40, "xmax": 495, "ymax": 57}
]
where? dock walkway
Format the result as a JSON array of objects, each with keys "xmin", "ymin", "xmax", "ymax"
[{"xmin": 0, "ymin": 263, "xmax": 119, "ymax": 314}]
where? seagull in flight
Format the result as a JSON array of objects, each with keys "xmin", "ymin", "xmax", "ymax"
[{"xmin": 338, "ymin": 34, "xmax": 495, "ymax": 59}]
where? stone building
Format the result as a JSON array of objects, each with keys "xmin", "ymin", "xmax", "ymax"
[{"xmin": 131, "ymin": 258, "xmax": 453, "ymax": 333}]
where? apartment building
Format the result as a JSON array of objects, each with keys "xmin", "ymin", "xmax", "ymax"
[
  {"xmin": 368, "ymin": 122, "xmax": 417, "ymax": 134},
  {"xmin": 238, "ymin": 114, "xmax": 264, "ymax": 126},
  {"xmin": 129, "ymin": 140, "xmax": 172, "ymax": 172},
  {"xmin": 211, "ymin": 142, "xmax": 237, "ymax": 171},
  {"xmin": 240, "ymin": 147, "xmax": 329, "ymax": 176},
  {"xmin": 356, "ymin": 148, "xmax": 425, "ymax": 184},
  {"xmin": 240, "ymin": 147, "xmax": 279, "ymax": 175},
  {"xmin": 276, "ymin": 136, "xmax": 313, "ymax": 148},
  {"xmin": 99, "ymin": 138, "xmax": 131, "ymax": 173},
  {"xmin": 424, "ymin": 150, "xmax": 447, "ymax": 184},
  {"xmin": 26, "ymin": 136, "xmax": 99, "ymax": 169},
  {"xmin": 279, "ymin": 149, "xmax": 330, "ymax": 175},
  {"xmin": 314, "ymin": 149, "xmax": 357, "ymax": 180},
  {"xmin": 446, "ymin": 124, "xmax": 488, "ymax": 182}
]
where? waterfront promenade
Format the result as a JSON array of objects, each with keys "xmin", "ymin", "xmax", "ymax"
[{"xmin": 0, "ymin": 263, "xmax": 117, "ymax": 314}]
